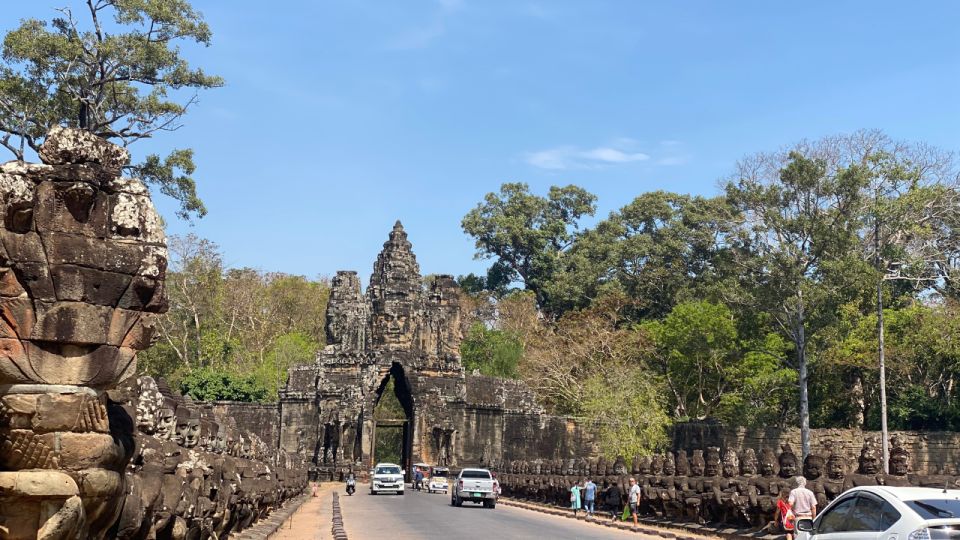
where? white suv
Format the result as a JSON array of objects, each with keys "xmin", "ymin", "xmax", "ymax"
[
  {"xmin": 370, "ymin": 463, "xmax": 405, "ymax": 495},
  {"xmin": 797, "ymin": 486, "xmax": 960, "ymax": 540}
]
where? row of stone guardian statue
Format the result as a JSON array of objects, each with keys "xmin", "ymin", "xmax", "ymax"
[
  {"xmin": 107, "ymin": 376, "xmax": 308, "ymax": 539},
  {"xmin": 498, "ymin": 437, "xmax": 953, "ymax": 527}
]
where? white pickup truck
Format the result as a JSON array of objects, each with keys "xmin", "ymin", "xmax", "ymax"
[{"xmin": 450, "ymin": 468, "xmax": 498, "ymax": 509}]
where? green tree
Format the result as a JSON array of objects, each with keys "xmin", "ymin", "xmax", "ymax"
[
  {"xmin": 0, "ymin": 0, "xmax": 223, "ymax": 218},
  {"xmin": 460, "ymin": 323, "xmax": 522, "ymax": 378},
  {"xmin": 462, "ymin": 182, "xmax": 597, "ymax": 313},
  {"xmin": 178, "ymin": 367, "xmax": 269, "ymax": 402},
  {"xmin": 580, "ymin": 368, "xmax": 670, "ymax": 457},
  {"xmin": 643, "ymin": 301, "xmax": 738, "ymax": 420},
  {"xmin": 727, "ymin": 150, "xmax": 869, "ymax": 457},
  {"xmin": 549, "ymin": 192, "xmax": 738, "ymax": 318}
]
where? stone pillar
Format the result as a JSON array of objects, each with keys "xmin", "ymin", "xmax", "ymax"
[{"xmin": 0, "ymin": 127, "xmax": 167, "ymax": 539}]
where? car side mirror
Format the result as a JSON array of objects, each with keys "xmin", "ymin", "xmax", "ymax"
[{"xmin": 796, "ymin": 518, "xmax": 815, "ymax": 532}]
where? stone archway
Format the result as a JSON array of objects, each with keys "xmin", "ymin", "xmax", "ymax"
[{"xmin": 371, "ymin": 363, "xmax": 414, "ymax": 477}]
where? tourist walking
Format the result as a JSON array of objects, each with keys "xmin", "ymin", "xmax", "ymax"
[
  {"xmin": 789, "ymin": 476, "xmax": 818, "ymax": 522},
  {"xmin": 628, "ymin": 477, "xmax": 642, "ymax": 527},
  {"xmin": 605, "ymin": 481, "xmax": 622, "ymax": 520},
  {"xmin": 570, "ymin": 480, "xmax": 582, "ymax": 517},
  {"xmin": 774, "ymin": 488, "xmax": 795, "ymax": 540},
  {"xmin": 583, "ymin": 477, "xmax": 597, "ymax": 516}
]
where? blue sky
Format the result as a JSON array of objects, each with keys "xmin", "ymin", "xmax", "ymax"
[{"xmin": 3, "ymin": 1, "xmax": 959, "ymax": 282}]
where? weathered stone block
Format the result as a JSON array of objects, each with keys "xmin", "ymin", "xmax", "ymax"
[
  {"xmin": 1, "ymin": 230, "xmax": 45, "ymax": 263},
  {"xmin": 34, "ymin": 181, "xmax": 110, "ymax": 237},
  {"xmin": 38, "ymin": 125, "xmax": 130, "ymax": 176},
  {"xmin": 12, "ymin": 262, "xmax": 56, "ymax": 301},
  {"xmin": 58, "ymin": 433, "xmax": 126, "ymax": 470},
  {"xmin": 0, "ymin": 267, "xmax": 26, "ymax": 297},
  {"xmin": 0, "ymin": 296, "xmax": 36, "ymax": 338},
  {"xmin": 0, "ymin": 394, "xmax": 37, "ymax": 429},
  {"xmin": 42, "ymin": 232, "xmax": 146, "ymax": 274},
  {"xmin": 33, "ymin": 394, "xmax": 109, "ymax": 433},
  {"xmin": 50, "ymin": 264, "xmax": 132, "ymax": 306},
  {"xmin": 20, "ymin": 341, "xmax": 133, "ymax": 388}
]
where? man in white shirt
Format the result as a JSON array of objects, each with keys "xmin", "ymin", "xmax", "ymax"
[
  {"xmin": 789, "ymin": 476, "xmax": 818, "ymax": 520},
  {"xmin": 628, "ymin": 477, "xmax": 642, "ymax": 527}
]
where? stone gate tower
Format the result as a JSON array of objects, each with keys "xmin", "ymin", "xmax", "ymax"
[
  {"xmin": 280, "ymin": 221, "xmax": 597, "ymax": 480},
  {"xmin": 280, "ymin": 221, "xmax": 466, "ymax": 477}
]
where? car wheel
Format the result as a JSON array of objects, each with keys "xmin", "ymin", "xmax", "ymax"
[
  {"xmin": 400, "ymin": 490, "xmax": 405, "ymax": 496},
  {"xmin": 456, "ymin": 495, "xmax": 463, "ymax": 507},
  {"xmin": 489, "ymin": 501, "xmax": 496, "ymax": 509}
]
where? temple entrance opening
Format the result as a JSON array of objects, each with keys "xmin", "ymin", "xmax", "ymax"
[{"xmin": 372, "ymin": 362, "xmax": 414, "ymax": 478}]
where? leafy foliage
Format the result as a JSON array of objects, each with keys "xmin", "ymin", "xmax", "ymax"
[
  {"xmin": 461, "ymin": 323, "xmax": 522, "ymax": 378},
  {"xmin": 138, "ymin": 234, "xmax": 328, "ymax": 401},
  {"xmin": 463, "ymin": 130, "xmax": 960, "ymax": 440},
  {"xmin": 0, "ymin": 0, "xmax": 223, "ymax": 218},
  {"xmin": 178, "ymin": 367, "xmax": 269, "ymax": 402}
]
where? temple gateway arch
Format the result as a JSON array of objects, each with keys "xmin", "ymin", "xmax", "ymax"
[{"xmin": 278, "ymin": 221, "xmax": 597, "ymax": 479}]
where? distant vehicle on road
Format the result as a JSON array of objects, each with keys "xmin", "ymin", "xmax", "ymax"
[
  {"xmin": 796, "ymin": 486, "xmax": 960, "ymax": 540},
  {"xmin": 370, "ymin": 463, "xmax": 405, "ymax": 495},
  {"xmin": 451, "ymin": 468, "xmax": 498, "ymax": 508},
  {"xmin": 428, "ymin": 466, "xmax": 450, "ymax": 494}
]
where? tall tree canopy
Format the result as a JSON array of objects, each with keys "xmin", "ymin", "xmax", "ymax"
[
  {"xmin": 461, "ymin": 182, "xmax": 596, "ymax": 313},
  {"xmin": 0, "ymin": 0, "xmax": 222, "ymax": 218}
]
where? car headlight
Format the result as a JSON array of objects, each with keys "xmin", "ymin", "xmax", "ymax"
[{"xmin": 909, "ymin": 528, "xmax": 931, "ymax": 540}]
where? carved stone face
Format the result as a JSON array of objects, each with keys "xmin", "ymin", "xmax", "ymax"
[
  {"xmin": 891, "ymin": 454, "xmax": 909, "ymax": 476},
  {"xmin": 662, "ymin": 455, "xmax": 676, "ymax": 476},
  {"xmin": 827, "ymin": 456, "xmax": 845, "ymax": 480},
  {"xmin": 779, "ymin": 454, "xmax": 798, "ymax": 478},
  {"xmin": 690, "ymin": 452, "xmax": 705, "ymax": 476},
  {"xmin": 175, "ymin": 415, "xmax": 191, "ymax": 446},
  {"xmin": 156, "ymin": 407, "xmax": 176, "ymax": 440},
  {"xmin": 804, "ymin": 455, "xmax": 824, "ymax": 480},
  {"xmin": 858, "ymin": 447, "xmax": 880, "ymax": 475},
  {"xmin": 721, "ymin": 449, "xmax": 738, "ymax": 477},
  {"xmin": 759, "ymin": 451, "xmax": 777, "ymax": 477},
  {"xmin": 136, "ymin": 377, "xmax": 163, "ymax": 434},
  {"xmin": 0, "ymin": 128, "xmax": 167, "ymax": 390},
  {"xmin": 741, "ymin": 450, "xmax": 758, "ymax": 476}
]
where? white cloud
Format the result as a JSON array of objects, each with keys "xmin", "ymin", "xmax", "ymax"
[
  {"xmin": 580, "ymin": 147, "xmax": 649, "ymax": 163},
  {"xmin": 525, "ymin": 143, "xmax": 649, "ymax": 170}
]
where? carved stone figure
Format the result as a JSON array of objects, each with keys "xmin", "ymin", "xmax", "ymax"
[
  {"xmin": 0, "ymin": 127, "xmax": 167, "ymax": 539},
  {"xmin": 845, "ymin": 438, "xmax": 881, "ymax": 489},
  {"xmin": 881, "ymin": 435, "xmax": 912, "ymax": 487}
]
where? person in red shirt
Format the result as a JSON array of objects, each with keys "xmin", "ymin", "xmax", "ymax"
[{"xmin": 774, "ymin": 488, "xmax": 795, "ymax": 540}]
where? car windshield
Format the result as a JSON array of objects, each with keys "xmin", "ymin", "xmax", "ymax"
[
  {"xmin": 376, "ymin": 466, "xmax": 401, "ymax": 475},
  {"xmin": 462, "ymin": 470, "xmax": 491, "ymax": 479},
  {"xmin": 433, "ymin": 470, "xmax": 448, "ymax": 478},
  {"xmin": 906, "ymin": 500, "xmax": 960, "ymax": 519}
]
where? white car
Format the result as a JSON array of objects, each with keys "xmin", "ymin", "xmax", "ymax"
[
  {"xmin": 451, "ymin": 468, "xmax": 498, "ymax": 509},
  {"xmin": 796, "ymin": 486, "xmax": 960, "ymax": 540},
  {"xmin": 370, "ymin": 463, "xmax": 405, "ymax": 495},
  {"xmin": 428, "ymin": 467, "xmax": 450, "ymax": 494}
]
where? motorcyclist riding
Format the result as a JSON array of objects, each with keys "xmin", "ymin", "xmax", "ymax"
[{"xmin": 346, "ymin": 472, "xmax": 356, "ymax": 495}]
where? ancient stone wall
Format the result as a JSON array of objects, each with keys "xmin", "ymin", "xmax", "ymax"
[
  {"xmin": 498, "ymin": 434, "xmax": 957, "ymax": 529},
  {"xmin": 673, "ymin": 421, "xmax": 960, "ymax": 475},
  {"xmin": 0, "ymin": 128, "xmax": 306, "ymax": 539},
  {"xmin": 203, "ymin": 401, "xmax": 282, "ymax": 451}
]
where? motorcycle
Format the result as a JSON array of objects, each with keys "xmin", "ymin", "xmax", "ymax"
[{"xmin": 346, "ymin": 477, "xmax": 356, "ymax": 496}]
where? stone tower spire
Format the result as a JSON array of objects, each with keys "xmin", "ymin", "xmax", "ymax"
[{"xmin": 368, "ymin": 220, "xmax": 422, "ymax": 350}]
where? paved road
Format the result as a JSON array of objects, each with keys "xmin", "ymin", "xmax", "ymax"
[{"xmin": 340, "ymin": 484, "xmax": 645, "ymax": 539}]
